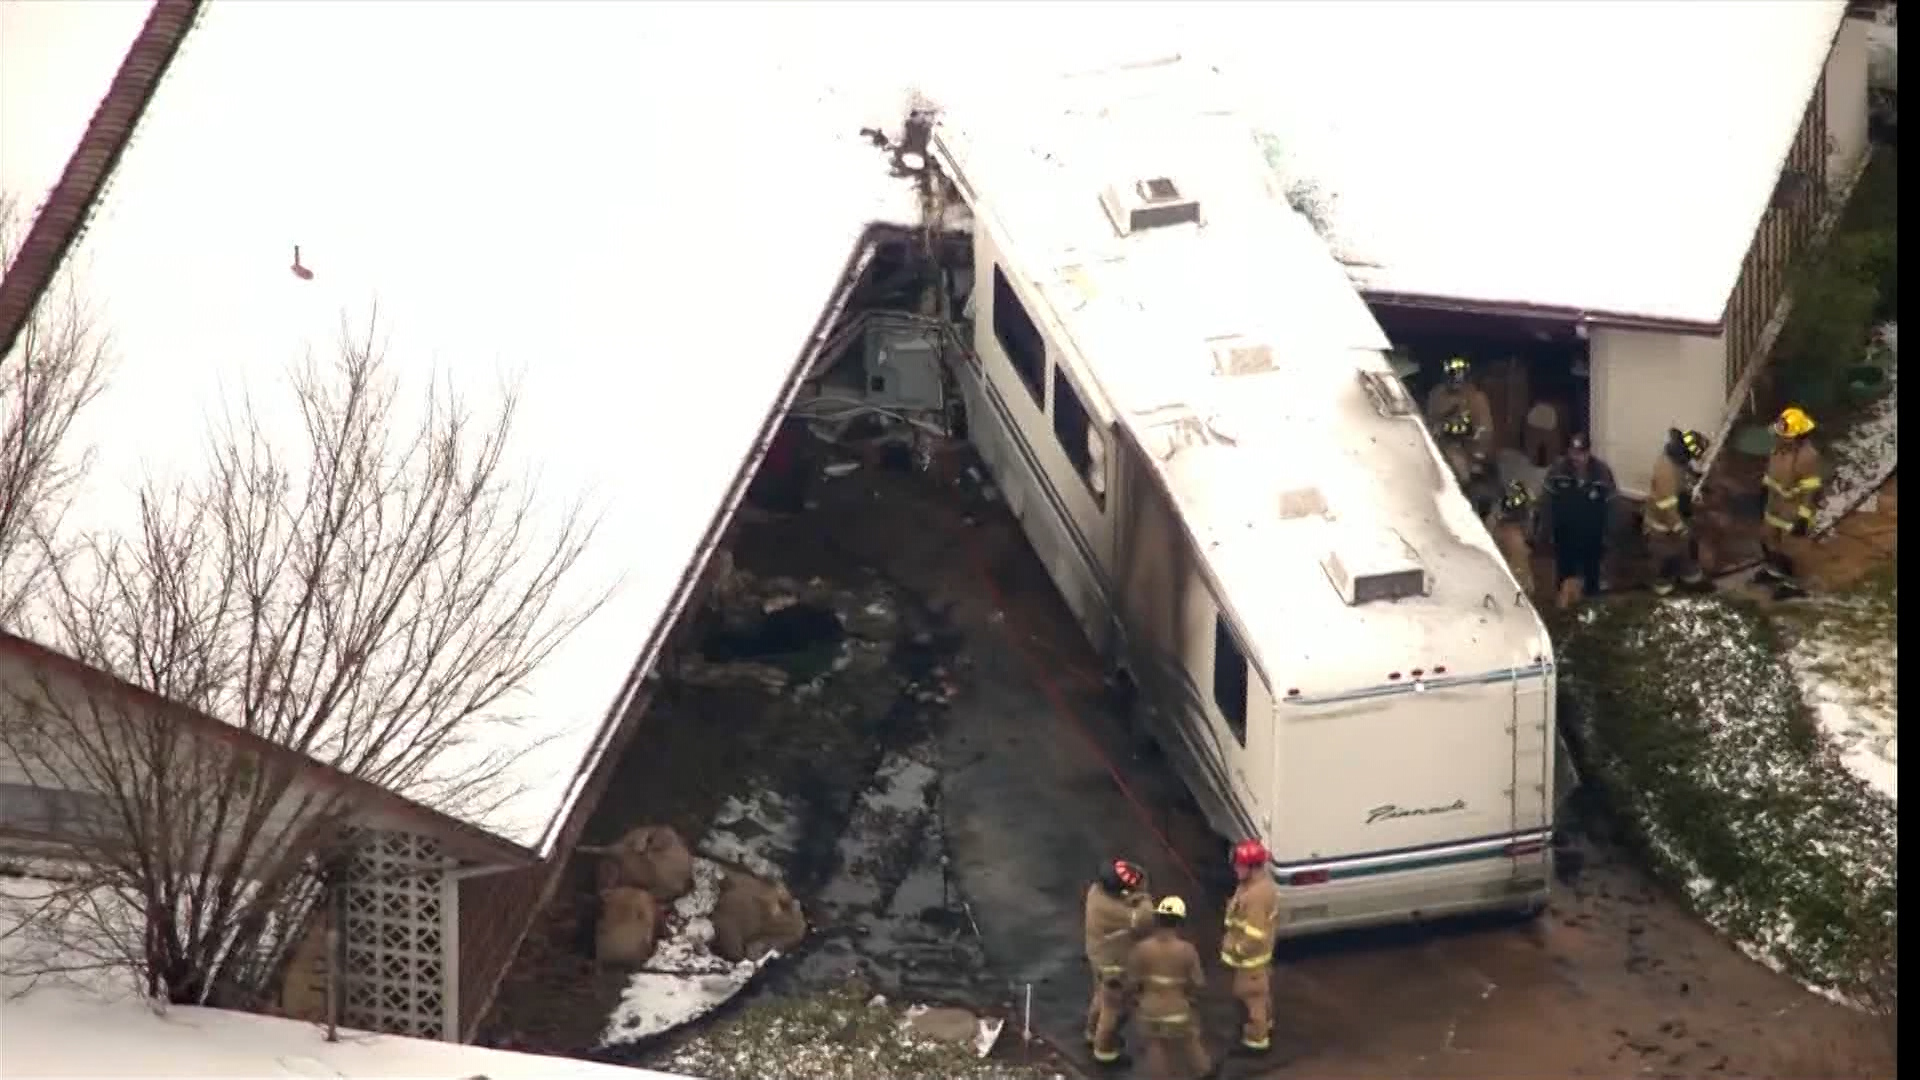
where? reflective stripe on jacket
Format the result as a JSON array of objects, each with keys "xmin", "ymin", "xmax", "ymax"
[
  {"xmin": 1426, "ymin": 383, "xmax": 1496, "ymax": 458},
  {"xmin": 1642, "ymin": 454, "xmax": 1690, "ymax": 536},
  {"xmin": 1220, "ymin": 874, "xmax": 1280, "ymax": 969},
  {"xmin": 1762, "ymin": 438, "xmax": 1824, "ymax": 533},
  {"xmin": 1127, "ymin": 930, "xmax": 1206, "ymax": 1022}
]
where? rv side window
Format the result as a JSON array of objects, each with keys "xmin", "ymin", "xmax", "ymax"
[
  {"xmin": 1050, "ymin": 365, "xmax": 1106, "ymax": 509},
  {"xmin": 1212, "ymin": 615, "xmax": 1249, "ymax": 746},
  {"xmin": 992, "ymin": 266, "xmax": 1047, "ymax": 407}
]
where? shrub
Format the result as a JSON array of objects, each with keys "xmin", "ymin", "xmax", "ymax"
[
  {"xmin": 1558, "ymin": 596, "xmax": 1897, "ymax": 1007},
  {"xmin": 1774, "ymin": 147, "xmax": 1899, "ymax": 401}
]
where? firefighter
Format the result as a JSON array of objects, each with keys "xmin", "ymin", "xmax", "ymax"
[
  {"xmin": 1426, "ymin": 356, "xmax": 1496, "ymax": 498},
  {"xmin": 1642, "ymin": 428, "xmax": 1711, "ymax": 596},
  {"xmin": 1754, "ymin": 405, "xmax": 1825, "ymax": 600},
  {"xmin": 1486, "ymin": 481, "xmax": 1537, "ymax": 598},
  {"xmin": 1220, "ymin": 838, "xmax": 1281, "ymax": 1056},
  {"xmin": 1542, "ymin": 432, "xmax": 1616, "ymax": 608},
  {"xmin": 1125, "ymin": 896, "xmax": 1214, "ymax": 1080},
  {"xmin": 1084, "ymin": 858, "xmax": 1154, "ymax": 1067}
]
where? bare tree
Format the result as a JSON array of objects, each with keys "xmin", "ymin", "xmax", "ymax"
[
  {"xmin": 0, "ymin": 192, "xmax": 112, "ymax": 630},
  {"xmin": 1, "ymin": 313, "xmax": 608, "ymax": 1005}
]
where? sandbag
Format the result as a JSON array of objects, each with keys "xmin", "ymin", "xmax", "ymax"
[
  {"xmin": 596, "ymin": 886, "xmax": 660, "ymax": 968},
  {"xmin": 710, "ymin": 870, "xmax": 807, "ymax": 963},
  {"xmin": 583, "ymin": 824, "xmax": 695, "ymax": 902}
]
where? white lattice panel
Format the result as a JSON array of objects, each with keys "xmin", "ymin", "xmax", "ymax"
[{"xmin": 340, "ymin": 829, "xmax": 449, "ymax": 1039}]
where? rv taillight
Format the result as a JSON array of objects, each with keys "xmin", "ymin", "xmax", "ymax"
[
  {"xmin": 1288, "ymin": 869, "xmax": 1331, "ymax": 887},
  {"xmin": 1410, "ymin": 668, "xmax": 1425, "ymax": 678},
  {"xmin": 1286, "ymin": 688, "xmax": 1301, "ymax": 698},
  {"xmin": 1433, "ymin": 665, "xmax": 1448, "ymax": 675},
  {"xmin": 1504, "ymin": 839, "xmax": 1546, "ymax": 858},
  {"xmin": 1387, "ymin": 671, "xmax": 1402, "ymax": 681}
]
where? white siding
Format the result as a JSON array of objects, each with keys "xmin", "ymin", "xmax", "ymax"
[
  {"xmin": 0, "ymin": 646, "xmax": 395, "ymax": 865},
  {"xmin": 969, "ymin": 228, "xmax": 1118, "ymax": 656},
  {"xmin": 1589, "ymin": 327, "xmax": 1728, "ymax": 498},
  {"xmin": 1827, "ymin": 16, "xmax": 1874, "ymax": 187}
]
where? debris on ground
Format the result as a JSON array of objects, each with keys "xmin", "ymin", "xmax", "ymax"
[
  {"xmin": 658, "ymin": 986, "xmax": 1056, "ymax": 1080},
  {"xmin": 710, "ymin": 869, "xmax": 807, "ymax": 964},
  {"xmin": 595, "ymin": 887, "xmax": 662, "ymax": 968},
  {"xmin": 784, "ymin": 739, "xmax": 998, "ymax": 1010},
  {"xmin": 901, "ymin": 1002, "xmax": 1006, "ymax": 1058},
  {"xmin": 582, "ymin": 825, "xmax": 696, "ymax": 901},
  {"xmin": 600, "ymin": 858, "xmax": 779, "ymax": 1046},
  {"xmin": 1561, "ymin": 596, "xmax": 1897, "ymax": 1007}
]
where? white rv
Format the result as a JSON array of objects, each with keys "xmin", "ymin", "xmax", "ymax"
[{"xmin": 922, "ymin": 62, "xmax": 1557, "ymax": 936}]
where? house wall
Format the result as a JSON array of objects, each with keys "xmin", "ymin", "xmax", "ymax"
[
  {"xmin": 0, "ymin": 641, "xmax": 515, "ymax": 1043},
  {"xmin": 454, "ymin": 681, "xmax": 661, "ymax": 1041},
  {"xmin": 1588, "ymin": 326, "xmax": 1728, "ymax": 498},
  {"xmin": 0, "ymin": 648, "xmax": 323, "ymax": 857},
  {"xmin": 1827, "ymin": 15, "xmax": 1874, "ymax": 187},
  {"xmin": 456, "ymin": 860, "xmax": 552, "ymax": 1038}
]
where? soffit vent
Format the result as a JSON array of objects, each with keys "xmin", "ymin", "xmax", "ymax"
[{"xmin": 1101, "ymin": 175, "xmax": 1203, "ymax": 238}]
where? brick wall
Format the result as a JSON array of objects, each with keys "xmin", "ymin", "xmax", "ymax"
[{"xmin": 453, "ymin": 683, "xmax": 659, "ymax": 1041}]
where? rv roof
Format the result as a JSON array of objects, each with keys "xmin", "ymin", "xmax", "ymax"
[{"xmin": 934, "ymin": 61, "xmax": 1549, "ymax": 693}]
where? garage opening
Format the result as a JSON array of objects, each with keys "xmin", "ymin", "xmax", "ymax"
[{"xmin": 1368, "ymin": 301, "xmax": 1593, "ymax": 495}]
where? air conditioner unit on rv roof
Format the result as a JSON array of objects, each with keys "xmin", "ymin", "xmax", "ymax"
[
  {"xmin": 1101, "ymin": 176, "xmax": 1203, "ymax": 238},
  {"xmin": 1322, "ymin": 526, "xmax": 1428, "ymax": 605}
]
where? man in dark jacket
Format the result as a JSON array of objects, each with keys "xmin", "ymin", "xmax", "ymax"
[{"xmin": 1542, "ymin": 433, "xmax": 1615, "ymax": 608}]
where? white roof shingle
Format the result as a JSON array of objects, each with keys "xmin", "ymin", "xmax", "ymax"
[
  {"xmin": 1198, "ymin": 0, "xmax": 1849, "ymax": 326},
  {"xmin": 5, "ymin": 0, "xmax": 1177, "ymax": 855}
]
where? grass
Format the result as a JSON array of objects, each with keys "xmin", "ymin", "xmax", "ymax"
[
  {"xmin": 650, "ymin": 985, "xmax": 1053, "ymax": 1080},
  {"xmin": 1558, "ymin": 595, "xmax": 1897, "ymax": 1010}
]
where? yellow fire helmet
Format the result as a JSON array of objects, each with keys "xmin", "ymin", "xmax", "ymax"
[
  {"xmin": 1774, "ymin": 405, "xmax": 1816, "ymax": 439},
  {"xmin": 1155, "ymin": 895, "xmax": 1188, "ymax": 920}
]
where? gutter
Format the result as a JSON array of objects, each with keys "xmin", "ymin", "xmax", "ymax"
[
  {"xmin": 0, "ymin": 0, "xmax": 204, "ymax": 359},
  {"xmin": 1360, "ymin": 289, "xmax": 1724, "ymax": 338}
]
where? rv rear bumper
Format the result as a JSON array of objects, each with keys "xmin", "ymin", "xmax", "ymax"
[{"xmin": 1271, "ymin": 831, "xmax": 1553, "ymax": 939}]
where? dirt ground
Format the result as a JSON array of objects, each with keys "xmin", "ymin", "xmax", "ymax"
[{"xmin": 482, "ymin": 434, "xmax": 1893, "ymax": 1079}]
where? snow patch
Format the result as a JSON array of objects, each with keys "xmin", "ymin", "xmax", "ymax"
[
  {"xmin": 700, "ymin": 790, "xmax": 805, "ymax": 883},
  {"xmin": 1813, "ymin": 322, "xmax": 1897, "ymax": 535},
  {"xmin": 1789, "ymin": 638, "xmax": 1897, "ymax": 803},
  {"xmin": 599, "ymin": 858, "xmax": 778, "ymax": 1046}
]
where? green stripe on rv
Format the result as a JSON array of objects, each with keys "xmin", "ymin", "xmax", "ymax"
[{"xmin": 1284, "ymin": 841, "xmax": 1540, "ymax": 883}]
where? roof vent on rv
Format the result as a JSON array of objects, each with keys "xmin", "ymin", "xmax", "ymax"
[
  {"xmin": 1101, "ymin": 176, "xmax": 1203, "ymax": 237},
  {"xmin": 1278, "ymin": 487, "xmax": 1328, "ymax": 520},
  {"xmin": 1321, "ymin": 526, "xmax": 1429, "ymax": 605},
  {"xmin": 1357, "ymin": 369, "xmax": 1418, "ymax": 418},
  {"xmin": 1209, "ymin": 336, "xmax": 1275, "ymax": 377}
]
